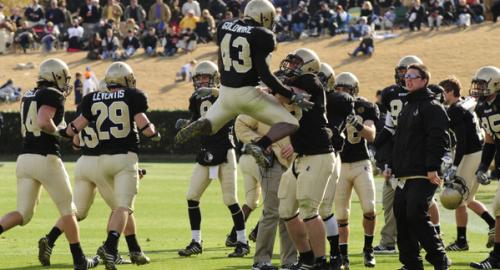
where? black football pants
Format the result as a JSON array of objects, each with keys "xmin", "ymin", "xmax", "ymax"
[{"xmin": 394, "ymin": 178, "xmax": 446, "ymax": 270}]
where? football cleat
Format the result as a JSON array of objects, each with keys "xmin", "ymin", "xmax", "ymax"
[
  {"xmin": 445, "ymin": 240, "xmax": 469, "ymax": 251},
  {"xmin": 178, "ymin": 240, "xmax": 203, "ymax": 257},
  {"xmin": 314, "ymin": 257, "xmax": 329, "ymax": 270},
  {"xmin": 373, "ymin": 244, "xmax": 397, "ymax": 254},
  {"xmin": 289, "ymin": 261, "xmax": 315, "ymax": 270},
  {"xmin": 363, "ymin": 248, "xmax": 376, "ymax": 267},
  {"xmin": 245, "ymin": 142, "xmax": 272, "ymax": 167},
  {"xmin": 174, "ymin": 119, "xmax": 212, "ymax": 145},
  {"xmin": 74, "ymin": 256, "xmax": 99, "ymax": 270},
  {"xmin": 129, "ymin": 251, "xmax": 150, "ymax": 265},
  {"xmin": 225, "ymin": 233, "xmax": 237, "ymax": 247},
  {"xmin": 228, "ymin": 241, "xmax": 250, "ymax": 257},
  {"xmin": 252, "ymin": 262, "xmax": 278, "ymax": 270},
  {"xmin": 38, "ymin": 236, "xmax": 53, "ymax": 266},
  {"xmin": 330, "ymin": 255, "xmax": 342, "ymax": 270},
  {"xmin": 341, "ymin": 254, "xmax": 350, "ymax": 270},
  {"xmin": 249, "ymin": 225, "xmax": 258, "ymax": 242},
  {"xmin": 97, "ymin": 245, "xmax": 117, "ymax": 270},
  {"xmin": 471, "ymin": 253, "xmax": 500, "ymax": 269},
  {"xmin": 488, "ymin": 228, "xmax": 496, "ymax": 248},
  {"xmin": 280, "ymin": 264, "xmax": 295, "ymax": 270}
]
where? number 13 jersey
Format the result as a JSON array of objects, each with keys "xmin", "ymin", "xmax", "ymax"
[{"xmin": 79, "ymin": 88, "xmax": 148, "ymax": 154}]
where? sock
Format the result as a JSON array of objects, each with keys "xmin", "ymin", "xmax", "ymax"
[
  {"xmin": 323, "ymin": 214, "xmax": 339, "ymax": 237},
  {"xmin": 327, "ymin": 235, "xmax": 340, "ymax": 257},
  {"xmin": 457, "ymin": 227, "xmax": 467, "ymax": 243},
  {"xmin": 69, "ymin": 242, "xmax": 85, "ymax": 265},
  {"xmin": 481, "ymin": 212, "xmax": 496, "ymax": 229},
  {"xmin": 0, "ymin": 225, "xmax": 3, "ymax": 235},
  {"xmin": 315, "ymin": 256, "xmax": 327, "ymax": 265},
  {"xmin": 299, "ymin": 250, "xmax": 315, "ymax": 265},
  {"xmin": 252, "ymin": 222, "xmax": 259, "ymax": 235},
  {"xmin": 192, "ymin": 230, "xmax": 201, "ymax": 243},
  {"xmin": 125, "ymin": 234, "xmax": 141, "ymax": 253},
  {"xmin": 433, "ymin": 224, "xmax": 441, "ymax": 235},
  {"xmin": 228, "ymin": 204, "xmax": 246, "ymax": 242},
  {"xmin": 229, "ymin": 227, "xmax": 236, "ymax": 239},
  {"xmin": 255, "ymin": 136, "xmax": 272, "ymax": 149},
  {"xmin": 104, "ymin": 231, "xmax": 120, "ymax": 254},
  {"xmin": 494, "ymin": 243, "xmax": 500, "ymax": 258},
  {"xmin": 236, "ymin": 230, "xmax": 246, "ymax": 243},
  {"xmin": 188, "ymin": 200, "xmax": 201, "ymax": 231},
  {"xmin": 364, "ymin": 234, "xmax": 374, "ymax": 249},
  {"xmin": 340, "ymin": 243, "xmax": 348, "ymax": 257},
  {"xmin": 47, "ymin": 226, "xmax": 62, "ymax": 247}
]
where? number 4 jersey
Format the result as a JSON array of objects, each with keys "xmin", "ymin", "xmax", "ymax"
[
  {"xmin": 79, "ymin": 88, "xmax": 148, "ymax": 154},
  {"xmin": 21, "ymin": 87, "xmax": 65, "ymax": 156}
]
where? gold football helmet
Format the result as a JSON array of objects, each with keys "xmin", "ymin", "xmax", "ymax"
[
  {"xmin": 395, "ymin": 55, "xmax": 423, "ymax": 86},
  {"xmin": 280, "ymin": 48, "xmax": 321, "ymax": 78},
  {"xmin": 104, "ymin": 62, "xmax": 136, "ymax": 89},
  {"xmin": 244, "ymin": 0, "xmax": 276, "ymax": 30},
  {"xmin": 470, "ymin": 66, "xmax": 500, "ymax": 97},
  {"xmin": 334, "ymin": 72, "xmax": 359, "ymax": 96},
  {"xmin": 318, "ymin": 62, "xmax": 335, "ymax": 92},
  {"xmin": 440, "ymin": 176, "xmax": 469, "ymax": 210},
  {"xmin": 38, "ymin": 58, "xmax": 72, "ymax": 95},
  {"xmin": 193, "ymin": 60, "xmax": 220, "ymax": 89}
]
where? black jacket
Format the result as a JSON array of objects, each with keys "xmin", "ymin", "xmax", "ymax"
[{"xmin": 392, "ymin": 88, "xmax": 449, "ymax": 178}]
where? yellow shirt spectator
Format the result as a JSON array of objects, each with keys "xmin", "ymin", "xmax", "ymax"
[{"xmin": 179, "ymin": 11, "xmax": 199, "ymax": 31}]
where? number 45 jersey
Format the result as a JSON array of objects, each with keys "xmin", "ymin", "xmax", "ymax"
[
  {"xmin": 79, "ymin": 88, "xmax": 148, "ymax": 154},
  {"xmin": 217, "ymin": 19, "xmax": 276, "ymax": 88},
  {"xmin": 340, "ymin": 97, "xmax": 380, "ymax": 163}
]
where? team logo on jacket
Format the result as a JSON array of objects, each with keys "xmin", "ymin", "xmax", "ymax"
[{"xmin": 413, "ymin": 109, "xmax": 419, "ymax": 116}]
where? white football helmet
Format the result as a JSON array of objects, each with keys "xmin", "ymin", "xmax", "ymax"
[
  {"xmin": 105, "ymin": 62, "xmax": 136, "ymax": 89},
  {"xmin": 334, "ymin": 72, "xmax": 359, "ymax": 96},
  {"xmin": 38, "ymin": 58, "xmax": 72, "ymax": 96},
  {"xmin": 469, "ymin": 66, "xmax": 500, "ymax": 98},
  {"xmin": 193, "ymin": 60, "xmax": 220, "ymax": 90},
  {"xmin": 244, "ymin": 0, "xmax": 276, "ymax": 29},
  {"xmin": 280, "ymin": 48, "xmax": 321, "ymax": 78},
  {"xmin": 395, "ymin": 55, "xmax": 423, "ymax": 86},
  {"xmin": 318, "ymin": 62, "xmax": 335, "ymax": 92},
  {"xmin": 440, "ymin": 176, "xmax": 469, "ymax": 210}
]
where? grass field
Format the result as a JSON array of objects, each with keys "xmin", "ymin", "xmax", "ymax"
[{"xmin": 0, "ymin": 161, "xmax": 498, "ymax": 270}]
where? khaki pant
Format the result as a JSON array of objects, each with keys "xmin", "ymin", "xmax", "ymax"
[
  {"xmin": 457, "ymin": 151, "xmax": 481, "ymax": 205},
  {"xmin": 278, "ymin": 153, "xmax": 335, "ymax": 220},
  {"xmin": 15, "ymin": 154, "xmax": 76, "ymax": 225},
  {"xmin": 379, "ymin": 177, "xmax": 397, "ymax": 247},
  {"xmin": 319, "ymin": 153, "xmax": 341, "ymax": 218},
  {"xmin": 205, "ymin": 85, "xmax": 299, "ymax": 134},
  {"xmin": 186, "ymin": 149, "xmax": 238, "ymax": 206},
  {"xmin": 254, "ymin": 159, "xmax": 297, "ymax": 265},
  {"xmin": 240, "ymin": 154, "xmax": 262, "ymax": 210},
  {"xmin": 335, "ymin": 160, "xmax": 376, "ymax": 221}
]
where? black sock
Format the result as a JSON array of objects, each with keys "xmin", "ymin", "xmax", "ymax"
[
  {"xmin": 0, "ymin": 225, "xmax": 3, "ymax": 235},
  {"xmin": 255, "ymin": 136, "xmax": 272, "ymax": 149},
  {"xmin": 434, "ymin": 224, "xmax": 441, "ymax": 235},
  {"xmin": 125, "ymin": 234, "xmax": 141, "ymax": 253},
  {"xmin": 229, "ymin": 227, "xmax": 236, "ymax": 239},
  {"xmin": 457, "ymin": 226, "xmax": 467, "ymax": 243},
  {"xmin": 252, "ymin": 222, "xmax": 259, "ymax": 234},
  {"xmin": 188, "ymin": 200, "xmax": 201, "ymax": 230},
  {"xmin": 340, "ymin": 243, "xmax": 348, "ymax": 256},
  {"xmin": 299, "ymin": 250, "xmax": 315, "ymax": 265},
  {"xmin": 327, "ymin": 235, "xmax": 340, "ymax": 257},
  {"xmin": 47, "ymin": 226, "xmax": 62, "ymax": 247},
  {"xmin": 104, "ymin": 231, "xmax": 120, "ymax": 254},
  {"xmin": 494, "ymin": 243, "xmax": 500, "ymax": 257},
  {"xmin": 228, "ymin": 204, "xmax": 245, "ymax": 231},
  {"xmin": 69, "ymin": 242, "xmax": 85, "ymax": 265},
  {"xmin": 364, "ymin": 235, "xmax": 374, "ymax": 249},
  {"xmin": 481, "ymin": 212, "xmax": 496, "ymax": 229}
]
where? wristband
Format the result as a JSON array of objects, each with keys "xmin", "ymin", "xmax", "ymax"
[
  {"xmin": 139, "ymin": 122, "xmax": 152, "ymax": 133},
  {"xmin": 70, "ymin": 122, "xmax": 79, "ymax": 134}
]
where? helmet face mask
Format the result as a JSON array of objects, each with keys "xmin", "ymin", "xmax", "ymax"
[
  {"xmin": 469, "ymin": 66, "xmax": 500, "ymax": 99},
  {"xmin": 440, "ymin": 176, "xmax": 469, "ymax": 210},
  {"xmin": 469, "ymin": 79, "xmax": 490, "ymax": 98},
  {"xmin": 279, "ymin": 54, "xmax": 304, "ymax": 78},
  {"xmin": 279, "ymin": 48, "xmax": 320, "ymax": 80}
]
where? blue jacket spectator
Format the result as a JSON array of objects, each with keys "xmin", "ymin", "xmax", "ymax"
[{"xmin": 291, "ymin": 2, "xmax": 310, "ymax": 39}]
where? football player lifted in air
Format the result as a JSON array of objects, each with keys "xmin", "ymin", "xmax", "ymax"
[
  {"xmin": 276, "ymin": 48, "xmax": 335, "ymax": 270},
  {"xmin": 58, "ymin": 62, "xmax": 160, "ymax": 270},
  {"xmin": 439, "ymin": 76, "xmax": 495, "ymax": 252},
  {"xmin": 469, "ymin": 66, "xmax": 500, "ymax": 270},
  {"xmin": 38, "ymin": 82, "xmax": 150, "ymax": 267},
  {"xmin": 0, "ymin": 58, "xmax": 98, "ymax": 270},
  {"xmin": 175, "ymin": 61, "xmax": 250, "ymax": 258},
  {"xmin": 333, "ymin": 72, "xmax": 379, "ymax": 269},
  {"xmin": 175, "ymin": 0, "xmax": 313, "ymax": 168}
]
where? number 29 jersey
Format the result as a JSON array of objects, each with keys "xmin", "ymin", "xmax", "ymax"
[
  {"xmin": 79, "ymin": 88, "xmax": 148, "ymax": 154},
  {"xmin": 217, "ymin": 19, "xmax": 276, "ymax": 88},
  {"xmin": 20, "ymin": 87, "xmax": 65, "ymax": 156}
]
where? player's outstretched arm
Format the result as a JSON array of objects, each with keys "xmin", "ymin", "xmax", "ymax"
[
  {"xmin": 254, "ymin": 54, "xmax": 293, "ymax": 100},
  {"xmin": 37, "ymin": 105, "xmax": 59, "ymax": 134},
  {"xmin": 135, "ymin": 113, "xmax": 161, "ymax": 141}
]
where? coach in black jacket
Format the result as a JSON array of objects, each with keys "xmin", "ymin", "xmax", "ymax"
[{"xmin": 392, "ymin": 64, "xmax": 450, "ymax": 270}]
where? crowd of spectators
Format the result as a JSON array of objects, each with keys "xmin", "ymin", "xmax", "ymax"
[{"xmin": 0, "ymin": 0, "xmax": 498, "ymax": 58}]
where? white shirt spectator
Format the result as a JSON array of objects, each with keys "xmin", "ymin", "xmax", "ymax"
[
  {"xmin": 67, "ymin": 25, "xmax": 84, "ymax": 38},
  {"xmin": 182, "ymin": 1, "xmax": 201, "ymax": 17},
  {"xmin": 82, "ymin": 75, "xmax": 98, "ymax": 96}
]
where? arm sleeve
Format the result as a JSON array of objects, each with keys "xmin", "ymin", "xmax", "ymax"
[
  {"xmin": 479, "ymin": 142, "xmax": 496, "ymax": 172},
  {"xmin": 424, "ymin": 103, "xmax": 450, "ymax": 172},
  {"xmin": 451, "ymin": 114, "xmax": 467, "ymax": 166},
  {"xmin": 37, "ymin": 88, "xmax": 64, "ymax": 110},
  {"xmin": 234, "ymin": 115, "xmax": 261, "ymax": 144},
  {"xmin": 188, "ymin": 95, "xmax": 200, "ymax": 122},
  {"xmin": 130, "ymin": 90, "xmax": 149, "ymax": 115}
]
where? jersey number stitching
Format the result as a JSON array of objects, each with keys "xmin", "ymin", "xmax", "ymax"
[
  {"xmin": 220, "ymin": 33, "xmax": 252, "ymax": 73},
  {"xmin": 91, "ymin": 101, "xmax": 131, "ymax": 140},
  {"xmin": 21, "ymin": 101, "xmax": 41, "ymax": 137}
]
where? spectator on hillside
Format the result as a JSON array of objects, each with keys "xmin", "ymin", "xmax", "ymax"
[
  {"xmin": 79, "ymin": 0, "xmax": 101, "ymax": 24},
  {"xmin": 148, "ymin": 0, "xmax": 171, "ymax": 32},
  {"xmin": 124, "ymin": 18, "xmax": 140, "ymax": 33},
  {"xmin": 291, "ymin": 1, "xmax": 310, "ymax": 39},
  {"xmin": 67, "ymin": 18, "xmax": 84, "ymax": 51},
  {"xmin": 182, "ymin": 0, "xmax": 202, "ymax": 17},
  {"xmin": 377, "ymin": 0, "xmax": 394, "ymax": 17},
  {"xmin": 336, "ymin": 5, "xmax": 351, "ymax": 33},
  {"xmin": 407, "ymin": 0, "xmax": 425, "ymax": 31},
  {"xmin": 456, "ymin": 0, "xmax": 474, "ymax": 28},
  {"xmin": 41, "ymin": 21, "xmax": 59, "ymax": 52},
  {"xmin": 10, "ymin": 8, "xmax": 23, "ymax": 28},
  {"xmin": 74, "ymin": 72, "xmax": 83, "ymax": 105},
  {"xmin": 224, "ymin": 10, "xmax": 234, "ymax": 20},
  {"xmin": 168, "ymin": 0, "xmax": 183, "ymax": 28},
  {"xmin": 226, "ymin": 0, "xmax": 241, "ymax": 18},
  {"xmin": 427, "ymin": 0, "xmax": 443, "ymax": 30},
  {"xmin": 348, "ymin": 32, "xmax": 374, "ymax": 57},
  {"xmin": 101, "ymin": 28, "xmax": 119, "ymax": 60},
  {"xmin": 442, "ymin": 0, "xmax": 455, "ymax": 24},
  {"xmin": 0, "ymin": 17, "xmax": 16, "ymax": 54},
  {"xmin": 86, "ymin": 32, "xmax": 102, "ymax": 59},
  {"xmin": 14, "ymin": 21, "xmax": 37, "ymax": 53},
  {"xmin": 379, "ymin": 6, "xmax": 396, "ymax": 30},
  {"xmin": 45, "ymin": 0, "xmax": 65, "ymax": 27},
  {"xmin": 275, "ymin": 7, "xmax": 291, "ymax": 42},
  {"xmin": 180, "ymin": 10, "xmax": 200, "ymax": 31},
  {"xmin": 492, "ymin": 0, "xmax": 500, "ymax": 22},
  {"xmin": 361, "ymin": 1, "xmax": 377, "ymax": 24},
  {"xmin": 162, "ymin": 26, "xmax": 179, "ymax": 56},
  {"xmin": 348, "ymin": 16, "xmax": 371, "ymax": 40},
  {"xmin": 196, "ymin": 9, "xmax": 215, "ymax": 43},
  {"xmin": 124, "ymin": 0, "xmax": 147, "ymax": 28},
  {"xmin": 25, "ymin": 0, "xmax": 45, "ymax": 27},
  {"xmin": 469, "ymin": 0, "xmax": 484, "ymax": 23},
  {"xmin": 101, "ymin": 0, "xmax": 123, "ymax": 30},
  {"xmin": 143, "ymin": 26, "xmax": 159, "ymax": 56},
  {"xmin": 177, "ymin": 28, "xmax": 198, "ymax": 53},
  {"xmin": 59, "ymin": 0, "xmax": 73, "ymax": 31},
  {"xmin": 82, "ymin": 71, "xmax": 98, "ymax": 97},
  {"xmin": 122, "ymin": 30, "xmax": 140, "ymax": 59},
  {"xmin": 209, "ymin": 0, "xmax": 227, "ymax": 21},
  {"xmin": 310, "ymin": 1, "xmax": 337, "ymax": 37}
]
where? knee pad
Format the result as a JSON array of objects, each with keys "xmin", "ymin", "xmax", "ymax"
[
  {"xmin": 281, "ymin": 212, "xmax": 300, "ymax": 222},
  {"xmin": 363, "ymin": 213, "xmax": 376, "ymax": 221},
  {"xmin": 298, "ymin": 198, "xmax": 320, "ymax": 221}
]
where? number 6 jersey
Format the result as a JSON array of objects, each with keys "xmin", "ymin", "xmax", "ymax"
[{"xmin": 79, "ymin": 88, "xmax": 148, "ymax": 154}]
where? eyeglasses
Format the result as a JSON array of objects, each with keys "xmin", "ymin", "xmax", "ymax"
[{"xmin": 404, "ymin": 73, "xmax": 421, "ymax": 79}]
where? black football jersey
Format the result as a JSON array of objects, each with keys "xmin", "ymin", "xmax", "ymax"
[
  {"xmin": 340, "ymin": 97, "xmax": 380, "ymax": 163},
  {"xmin": 380, "ymin": 84, "xmax": 408, "ymax": 128},
  {"xmin": 217, "ymin": 19, "xmax": 276, "ymax": 87},
  {"xmin": 20, "ymin": 87, "xmax": 65, "ymax": 156},
  {"xmin": 79, "ymin": 88, "xmax": 148, "ymax": 154},
  {"xmin": 448, "ymin": 101, "xmax": 483, "ymax": 165},
  {"xmin": 78, "ymin": 122, "xmax": 101, "ymax": 156},
  {"xmin": 288, "ymin": 74, "xmax": 333, "ymax": 155},
  {"xmin": 326, "ymin": 91, "xmax": 355, "ymax": 152}
]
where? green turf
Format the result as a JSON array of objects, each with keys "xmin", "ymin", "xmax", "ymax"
[{"xmin": 0, "ymin": 161, "xmax": 498, "ymax": 270}]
